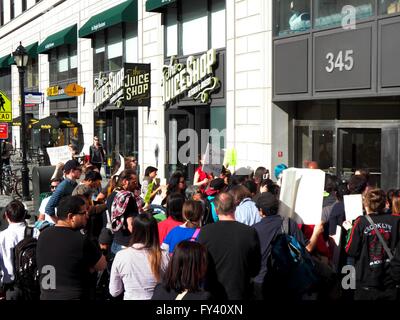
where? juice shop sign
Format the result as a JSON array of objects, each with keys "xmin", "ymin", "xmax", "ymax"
[{"xmin": 162, "ymin": 49, "xmax": 220, "ymax": 106}]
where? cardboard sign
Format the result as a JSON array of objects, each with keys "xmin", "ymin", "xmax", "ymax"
[
  {"xmin": 202, "ymin": 143, "xmax": 225, "ymax": 177},
  {"xmin": 46, "ymin": 146, "xmax": 72, "ymax": 165},
  {"xmin": 344, "ymin": 194, "xmax": 363, "ymax": 221},
  {"xmin": 279, "ymin": 168, "xmax": 325, "ymax": 225},
  {"xmin": 113, "ymin": 154, "xmax": 125, "ymax": 177}
]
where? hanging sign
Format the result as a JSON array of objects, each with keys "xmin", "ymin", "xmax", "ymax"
[
  {"xmin": 124, "ymin": 63, "xmax": 151, "ymax": 107},
  {"xmin": 162, "ymin": 49, "xmax": 220, "ymax": 107},
  {"xmin": 65, "ymin": 83, "xmax": 85, "ymax": 97},
  {"xmin": 94, "ymin": 69, "xmax": 125, "ymax": 109}
]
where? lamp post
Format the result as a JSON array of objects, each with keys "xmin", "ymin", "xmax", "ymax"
[{"xmin": 13, "ymin": 42, "xmax": 31, "ymax": 201}]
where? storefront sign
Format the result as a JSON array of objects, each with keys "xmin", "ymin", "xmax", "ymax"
[
  {"xmin": 65, "ymin": 83, "xmax": 85, "ymax": 97},
  {"xmin": 47, "ymin": 86, "xmax": 65, "ymax": 97},
  {"xmin": 94, "ymin": 69, "xmax": 125, "ymax": 109},
  {"xmin": 0, "ymin": 91, "xmax": 12, "ymax": 122},
  {"xmin": 25, "ymin": 92, "xmax": 43, "ymax": 105},
  {"xmin": 162, "ymin": 49, "xmax": 220, "ymax": 106},
  {"xmin": 124, "ymin": 63, "xmax": 151, "ymax": 106},
  {"xmin": 0, "ymin": 123, "xmax": 8, "ymax": 139}
]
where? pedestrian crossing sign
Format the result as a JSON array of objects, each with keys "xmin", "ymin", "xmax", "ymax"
[{"xmin": 0, "ymin": 91, "xmax": 12, "ymax": 122}]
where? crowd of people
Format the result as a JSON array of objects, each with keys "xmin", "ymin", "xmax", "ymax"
[{"xmin": 1, "ymin": 155, "xmax": 400, "ymax": 301}]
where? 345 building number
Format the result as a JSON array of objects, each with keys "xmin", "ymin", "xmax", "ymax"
[{"xmin": 325, "ymin": 50, "xmax": 354, "ymax": 73}]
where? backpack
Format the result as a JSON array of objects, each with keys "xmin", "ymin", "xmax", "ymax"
[
  {"xmin": 13, "ymin": 226, "xmax": 40, "ymax": 300},
  {"xmin": 266, "ymin": 218, "xmax": 317, "ymax": 297},
  {"xmin": 202, "ymin": 196, "xmax": 218, "ymax": 226}
]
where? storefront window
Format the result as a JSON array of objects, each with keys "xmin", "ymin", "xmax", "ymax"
[
  {"xmin": 380, "ymin": 0, "xmax": 400, "ymax": 15},
  {"xmin": 125, "ymin": 22, "xmax": 138, "ymax": 63},
  {"xmin": 211, "ymin": 0, "xmax": 226, "ymax": 49},
  {"xmin": 49, "ymin": 44, "xmax": 78, "ymax": 83},
  {"xmin": 25, "ymin": 57, "xmax": 38, "ymax": 89},
  {"xmin": 94, "ymin": 32, "xmax": 106, "ymax": 74},
  {"xmin": 314, "ymin": 0, "xmax": 374, "ymax": 29},
  {"xmin": 166, "ymin": 7, "xmax": 178, "ymax": 57},
  {"xmin": 165, "ymin": 0, "xmax": 226, "ymax": 57},
  {"xmin": 275, "ymin": 0, "xmax": 311, "ymax": 36},
  {"xmin": 182, "ymin": 0, "xmax": 208, "ymax": 55},
  {"xmin": 108, "ymin": 25, "xmax": 123, "ymax": 71}
]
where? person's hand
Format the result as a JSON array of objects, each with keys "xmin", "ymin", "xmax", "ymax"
[
  {"xmin": 202, "ymin": 178, "xmax": 209, "ymax": 185},
  {"xmin": 342, "ymin": 220, "xmax": 353, "ymax": 231},
  {"xmin": 312, "ymin": 222, "xmax": 324, "ymax": 238}
]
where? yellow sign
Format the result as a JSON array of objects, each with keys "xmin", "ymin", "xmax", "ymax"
[
  {"xmin": 0, "ymin": 91, "xmax": 12, "ymax": 122},
  {"xmin": 65, "ymin": 83, "xmax": 85, "ymax": 97},
  {"xmin": 47, "ymin": 86, "xmax": 60, "ymax": 97}
]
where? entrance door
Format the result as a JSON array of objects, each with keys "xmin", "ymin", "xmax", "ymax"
[
  {"xmin": 165, "ymin": 108, "xmax": 210, "ymax": 182},
  {"xmin": 338, "ymin": 128, "xmax": 381, "ymax": 187}
]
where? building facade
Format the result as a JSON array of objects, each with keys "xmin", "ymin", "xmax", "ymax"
[
  {"xmin": 272, "ymin": 0, "xmax": 400, "ymax": 190},
  {"xmin": 0, "ymin": 0, "xmax": 278, "ymax": 182}
]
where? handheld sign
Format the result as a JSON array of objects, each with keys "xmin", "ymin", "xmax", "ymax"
[
  {"xmin": 46, "ymin": 146, "xmax": 72, "ymax": 165},
  {"xmin": 344, "ymin": 194, "xmax": 363, "ymax": 221},
  {"xmin": 279, "ymin": 168, "xmax": 325, "ymax": 225}
]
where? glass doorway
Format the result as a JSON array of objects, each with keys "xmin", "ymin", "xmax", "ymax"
[{"xmin": 338, "ymin": 128, "xmax": 381, "ymax": 187}]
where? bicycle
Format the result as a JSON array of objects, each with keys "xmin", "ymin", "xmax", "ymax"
[{"xmin": 0, "ymin": 165, "xmax": 32, "ymax": 199}]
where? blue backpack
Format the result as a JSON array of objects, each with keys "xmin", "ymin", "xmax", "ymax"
[{"xmin": 268, "ymin": 218, "xmax": 317, "ymax": 295}]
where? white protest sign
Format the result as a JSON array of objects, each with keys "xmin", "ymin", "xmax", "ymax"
[
  {"xmin": 46, "ymin": 146, "xmax": 72, "ymax": 165},
  {"xmin": 113, "ymin": 154, "xmax": 125, "ymax": 177},
  {"xmin": 344, "ymin": 194, "xmax": 363, "ymax": 221},
  {"xmin": 202, "ymin": 143, "xmax": 225, "ymax": 177},
  {"xmin": 279, "ymin": 168, "xmax": 325, "ymax": 225},
  {"xmin": 80, "ymin": 143, "xmax": 91, "ymax": 156}
]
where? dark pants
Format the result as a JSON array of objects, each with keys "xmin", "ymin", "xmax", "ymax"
[
  {"xmin": 354, "ymin": 286, "xmax": 398, "ymax": 301},
  {"xmin": 91, "ymin": 162, "xmax": 102, "ymax": 171}
]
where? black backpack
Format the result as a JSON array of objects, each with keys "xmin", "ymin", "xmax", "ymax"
[
  {"xmin": 13, "ymin": 226, "xmax": 40, "ymax": 300},
  {"xmin": 265, "ymin": 218, "xmax": 317, "ymax": 298}
]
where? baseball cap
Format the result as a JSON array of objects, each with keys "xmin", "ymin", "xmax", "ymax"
[
  {"xmin": 256, "ymin": 192, "xmax": 279, "ymax": 215},
  {"xmin": 63, "ymin": 159, "xmax": 81, "ymax": 172}
]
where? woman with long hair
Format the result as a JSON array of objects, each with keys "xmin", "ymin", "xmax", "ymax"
[
  {"xmin": 161, "ymin": 171, "xmax": 187, "ymax": 206},
  {"xmin": 152, "ymin": 241, "xmax": 211, "ymax": 300},
  {"xmin": 163, "ymin": 200, "xmax": 203, "ymax": 254},
  {"xmin": 109, "ymin": 213, "xmax": 169, "ymax": 299}
]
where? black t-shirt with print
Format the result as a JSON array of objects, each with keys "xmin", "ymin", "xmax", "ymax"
[
  {"xmin": 36, "ymin": 226, "xmax": 102, "ymax": 300},
  {"xmin": 346, "ymin": 213, "xmax": 400, "ymax": 288}
]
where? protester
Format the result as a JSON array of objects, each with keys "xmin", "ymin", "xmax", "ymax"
[
  {"xmin": 346, "ymin": 189, "xmax": 400, "ymax": 300},
  {"xmin": 45, "ymin": 159, "xmax": 82, "ymax": 223},
  {"xmin": 158, "ymin": 193, "xmax": 185, "ymax": 244},
  {"xmin": 141, "ymin": 166, "xmax": 162, "ymax": 206},
  {"xmin": 163, "ymin": 200, "xmax": 203, "ymax": 254},
  {"xmin": 0, "ymin": 200, "xmax": 30, "ymax": 300},
  {"xmin": 106, "ymin": 169, "xmax": 139, "ymax": 255},
  {"xmin": 193, "ymin": 155, "xmax": 212, "ymax": 193},
  {"xmin": 109, "ymin": 213, "xmax": 169, "ymax": 300},
  {"xmin": 37, "ymin": 178, "xmax": 61, "ymax": 223},
  {"xmin": 198, "ymin": 192, "xmax": 261, "ymax": 300},
  {"xmin": 152, "ymin": 241, "xmax": 211, "ymax": 300},
  {"xmin": 36, "ymin": 196, "xmax": 106, "ymax": 300},
  {"xmin": 230, "ymin": 185, "xmax": 261, "ymax": 226},
  {"xmin": 1, "ymin": 140, "xmax": 13, "ymax": 166},
  {"xmin": 162, "ymin": 171, "xmax": 186, "ymax": 206},
  {"xmin": 203, "ymin": 178, "xmax": 226, "ymax": 224},
  {"xmin": 89, "ymin": 136, "xmax": 105, "ymax": 171}
]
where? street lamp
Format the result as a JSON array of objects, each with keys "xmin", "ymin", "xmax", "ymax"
[{"xmin": 13, "ymin": 42, "xmax": 31, "ymax": 201}]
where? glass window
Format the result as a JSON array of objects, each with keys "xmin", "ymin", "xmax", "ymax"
[
  {"xmin": 107, "ymin": 25, "xmax": 123, "ymax": 71},
  {"xmin": 0, "ymin": 0, "xmax": 4, "ymax": 26},
  {"xmin": 10, "ymin": 0, "xmax": 14, "ymax": 19},
  {"xmin": 182, "ymin": 0, "xmax": 208, "ymax": 55},
  {"xmin": 22, "ymin": 0, "xmax": 27, "ymax": 11},
  {"xmin": 49, "ymin": 50, "xmax": 58, "ymax": 82},
  {"xmin": 314, "ymin": 0, "xmax": 374, "ymax": 29},
  {"xmin": 94, "ymin": 31, "xmax": 106, "ymax": 74},
  {"xmin": 58, "ymin": 46, "xmax": 69, "ymax": 81},
  {"xmin": 166, "ymin": 7, "xmax": 178, "ymax": 57},
  {"xmin": 275, "ymin": 0, "xmax": 311, "ymax": 36},
  {"xmin": 25, "ymin": 57, "xmax": 38, "ymax": 89},
  {"xmin": 380, "ymin": 0, "xmax": 400, "ymax": 15},
  {"xmin": 211, "ymin": 0, "xmax": 226, "ymax": 49},
  {"xmin": 125, "ymin": 22, "xmax": 138, "ymax": 63}
]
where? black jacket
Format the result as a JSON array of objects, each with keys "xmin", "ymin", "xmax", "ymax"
[{"xmin": 346, "ymin": 213, "xmax": 400, "ymax": 288}]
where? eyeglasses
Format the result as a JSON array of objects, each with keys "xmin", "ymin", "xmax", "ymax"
[{"xmin": 50, "ymin": 185, "xmax": 58, "ymax": 190}]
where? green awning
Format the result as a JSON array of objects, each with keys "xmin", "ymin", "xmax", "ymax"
[
  {"xmin": 145, "ymin": 0, "xmax": 176, "ymax": 12},
  {"xmin": 7, "ymin": 55, "xmax": 15, "ymax": 66},
  {"xmin": 37, "ymin": 25, "xmax": 77, "ymax": 54},
  {"xmin": 79, "ymin": 0, "xmax": 138, "ymax": 38},
  {"xmin": 25, "ymin": 42, "xmax": 39, "ymax": 58},
  {"xmin": 0, "ymin": 55, "xmax": 12, "ymax": 68}
]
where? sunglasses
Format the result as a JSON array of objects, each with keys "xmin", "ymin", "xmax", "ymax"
[{"xmin": 50, "ymin": 185, "xmax": 58, "ymax": 190}]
